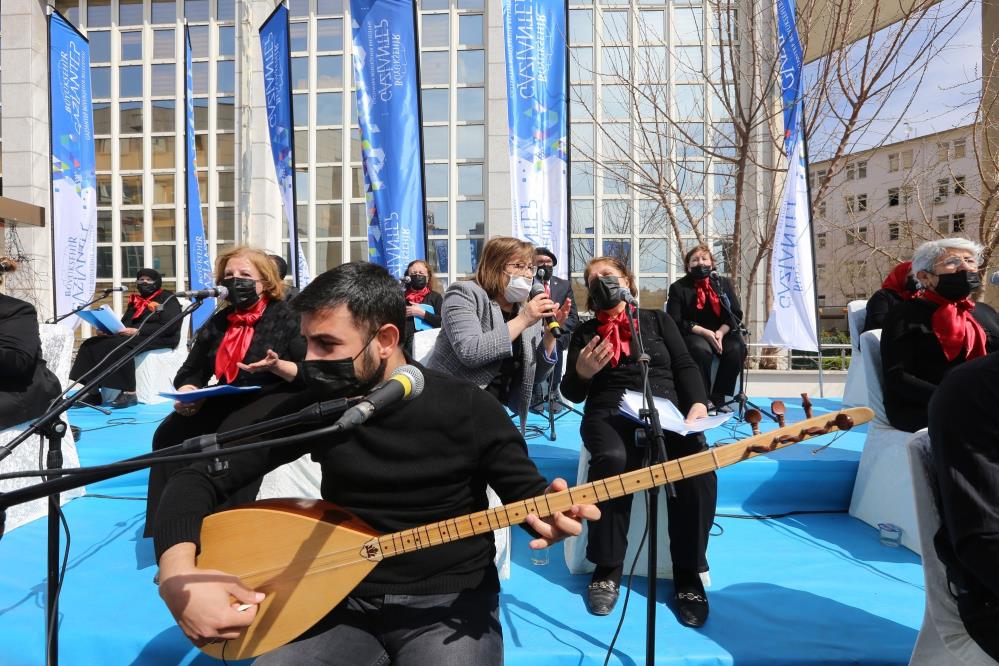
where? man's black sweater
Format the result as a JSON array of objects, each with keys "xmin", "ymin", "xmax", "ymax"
[{"xmin": 154, "ymin": 363, "xmax": 549, "ymax": 596}]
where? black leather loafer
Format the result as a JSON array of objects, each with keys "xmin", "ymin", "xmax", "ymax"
[
  {"xmin": 109, "ymin": 392, "xmax": 138, "ymax": 409},
  {"xmin": 675, "ymin": 589, "xmax": 709, "ymax": 627},
  {"xmin": 586, "ymin": 580, "xmax": 620, "ymax": 616}
]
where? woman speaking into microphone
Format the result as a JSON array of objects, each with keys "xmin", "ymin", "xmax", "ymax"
[{"xmin": 561, "ymin": 256, "xmax": 715, "ymax": 626}]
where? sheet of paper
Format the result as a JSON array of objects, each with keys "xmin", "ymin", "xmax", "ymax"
[{"xmin": 619, "ymin": 390, "xmax": 733, "ymax": 435}]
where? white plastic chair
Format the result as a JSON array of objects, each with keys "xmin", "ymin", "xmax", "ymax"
[
  {"xmin": 842, "ymin": 300, "xmax": 869, "ymax": 406},
  {"xmin": 906, "ymin": 433, "xmax": 996, "ymax": 666},
  {"xmin": 0, "ymin": 324, "xmax": 85, "ymax": 532},
  {"xmin": 848, "ymin": 330, "xmax": 921, "ymax": 553},
  {"xmin": 412, "ymin": 328, "xmax": 441, "ymax": 364},
  {"xmin": 135, "ymin": 298, "xmax": 191, "ymax": 404}
]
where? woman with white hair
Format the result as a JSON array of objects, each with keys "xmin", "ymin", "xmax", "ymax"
[{"xmin": 881, "ymin": 238, "xmax": 999, "ymax": 432}]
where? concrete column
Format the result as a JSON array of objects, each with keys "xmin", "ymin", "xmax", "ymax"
[
  {"xmin": 486, "ymin": 2, "xmax": 512, "ymax": 237},
  {"xmin": 239, "ymin": 0, "xmax": 283, "ymax": 252},
  {"xmin": 0, "ymin": 0, "xmax": 54, "ymax": 317}
]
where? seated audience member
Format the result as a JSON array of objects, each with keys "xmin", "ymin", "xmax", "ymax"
[
  {"xmin": 666, "ymin": 244, "xmax": 746, "ymax": 412},
  {"xmin": 401, "ymin": 259, "xmax": 444, "ymax": 358},
  {"xmin": 928, "ymin": 353, "xmax": 999, "ymax": 661},
  {"xmin": 269, "ymin": 254, "xmax": 300, "ymax": 301},
  {"xmin": 426, "ymin": 236, "xmax": 570, "ymax": 430},
  {"xmin": 144, "ymin": 246, "xmax": 306, "ymax": 535},
  {"xmin": 881, "ymin": 238, "xmax": 999, "ymax": 432},
  {"xmin": 153, "ymin": 262, "xmax": 599, "ymax": 664},
  {"xmin": 0, "ymin": 258, "xmax": 62, "ymax": 430},
  {"xmin": 863, "ymin": 261, "xmax": 918, "ymax": 333},
  {"xmin": 69, "ymin": 268, "xmax": 182, "ymax": 409}
]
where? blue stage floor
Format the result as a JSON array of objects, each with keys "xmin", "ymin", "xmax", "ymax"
[{"xmin": 0, "ymin": 396, "xmax": 924, "ymax": 665}]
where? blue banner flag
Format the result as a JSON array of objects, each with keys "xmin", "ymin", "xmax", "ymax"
[
  {"xmin": 350, "ymin": 0, "xmax": 427, "ymax": 278},
  {"xmin": 761, "ymin": 0, "xmax": 818, "ymax": 352},
  {"xmin": 185, "ymin": 25, "xmax": 214, "ymax": 330},
  {"xmin": 260, "ymin": 4, "xmax": 311, "ymax": 286},
  {"xmin": 48, "ymin": 10, "xmax": 97, "ymax": 327},
  {"xmin": 502, "ymin": 0, "xmax": 569, "ymax": 278}
]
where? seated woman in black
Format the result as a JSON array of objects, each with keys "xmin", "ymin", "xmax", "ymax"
[
  {"xmin": 402, "ymin": 259, "xmax": 443, "ymax": 358},
  {"xmin": 0, "ymin": 258, "xmax": 61, "ymax": 430},
  {"xmin": 561, "ymin": 256, "xmax": 715, "ymax": 627},
  {"xmin": 882, "ymin": 238, "xmax": 999, "ymax": 433},
  {"xmin": 144, "ymin": 246, "xmax": 306, "ymax": 535},
  {"xmin": 68, "ymin": 268, "xmax": 181, "ymax": 409},
  {"xmin": 862, "ymin": 261, "xmax": 917, "ymax": 333},
  {"xmin": 666, "ymin": 244, "xmax": 746, "ymax": 412}
]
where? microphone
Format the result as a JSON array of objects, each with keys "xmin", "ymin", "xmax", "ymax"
[
  {"xmin": 618, "ymin": 286, "xmax": 639, "ymax": 308},
  {"xmin": 400, "ymin": 275, "xmax": 412, "ymax": 286},
  {"xmin": 174, "ymin": 286, "xmax": 229, "ymax": 300},
  {"xmin": 990, "ymin": 271, "xmax": 999, "ymax": 286},
  {"xmin": 333, "ymin": 364, "xmax": 425, "ymax": 431},
  {"xmin": 535, "ymin": 266, "xmax": 552, "ymax": 284},
  {"xmin": 530, "ymin": 280, "xmax": 563, "ymax": 338},
  {"xmin": 103, "ymin": 286, "xmax": 128, "ymax": 293}
]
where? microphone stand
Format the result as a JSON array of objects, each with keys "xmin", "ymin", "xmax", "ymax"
[
  {"xmin": 0, "ymin": 296, "xmax": 202, "ymax": 666},
  {"xmin": 45, "ymin": 288, "xmax": 120, "ymax": 325},
  {"xmin": 710, "ymin": 277, "xmax": 776, "ymax": 423},
  {"xmin": 621, "ymin": 301, "xmax": 675, "ymax": 666}
]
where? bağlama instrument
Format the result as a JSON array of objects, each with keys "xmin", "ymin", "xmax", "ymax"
[{"xmin": 194, "ymin": 405, "xmax": 874, "ymax": 660}]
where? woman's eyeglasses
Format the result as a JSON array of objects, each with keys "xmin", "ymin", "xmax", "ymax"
[
  {"xmin": 936, "ymin": 256, "xmax": 978, "ymax": 270},
  {"xmin": 505, "ymin": 262, "xmax": 536, "ymax": 273}
]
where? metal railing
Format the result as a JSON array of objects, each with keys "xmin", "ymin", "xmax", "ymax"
[{"xmin": 746, "ymin": 342, "xmax": 853, "ymax": 371}]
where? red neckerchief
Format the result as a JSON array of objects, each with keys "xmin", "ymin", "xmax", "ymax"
[
  {"xmin": 882, "ymin": 261, "xmax": 917, "ymax": 300},
  {"xmin": 595, "ymin": 307, "xmax": 633, "ymax": 368},
  {"xmin": 921, "ymin": 290, "xmax": 987, "ymax": 362},
  {"xmin": 214, "ymin": 297, "xmax": 268, "ymax": 384},
  {"xmin": 405, "ymin": 287, "xmax": 431, "ymax": 304},
  {"xmin": 694, "ymin": 277, "xmax": 721, "ymax": 317},
  {"xmin": 126, "ymin": 289, "xmax": 163, "ymax": 321}
]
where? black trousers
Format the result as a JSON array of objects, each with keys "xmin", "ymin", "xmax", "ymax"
[
  {"xmin": 582, "ymin": 411, "xmax": 717, "ymax": 573},
  {"xmin": 70, "ymin": 335, "xmax": 171, "ymax": 392},
  {"xmin": 682, "ymin": 332, "xmax": 746, "ymax": 400},
  {"xmin": 143, "ymin": 383, "xmax": 304, "ymax": 536}
]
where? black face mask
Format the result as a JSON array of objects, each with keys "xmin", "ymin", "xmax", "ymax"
[
  {"xmin": 136, "ymin": 282, "xmax": 159, "ymax": 298},
  {"xmin": 933, "ymin": 270, "xmax": 981, "ymax": 301},
  {"xmin": 407, "ymin": 275, "xmax": 428, "ymax": 290},
  {"xmin": 688, "ymin": 265, "xmax": 711, "ymax": 280},
  {"xmin": 300, "ymin": 339, "xmax": 385, "ymax": 399},
  {"xmin": 588, "ymin": 275, "xmax": 624, "ymax": 311},
  {"xmin": 222, "ymin": 276, "xmax": 261, "ymax": 310}
]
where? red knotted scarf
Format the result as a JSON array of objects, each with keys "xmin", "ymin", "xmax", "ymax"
[
  {"xmin": 595, "ymin": 307, "xmax": 633, "ymax": 368},
  {"xmin": 126, "ymin": 289, "xmax": 162, "ymax": 321},
  {"xmin": 214, "ymin": 297, "xmax": 268, "ymax": 384},
  {"xmin": 694, "ymin": 278, "xmax": 721, "ymax": 317},
  {"xmin": 405, "ymin": 287, "xmax": 431, "ymax": 305},
  {"xmin": 921, "ymin": 290, "xmax": 987, "ymax": 362}
]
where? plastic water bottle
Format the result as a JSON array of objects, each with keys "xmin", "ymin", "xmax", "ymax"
[{"xmin": 531, "ymin": 546, "xmax": 550, "ymax": 566}]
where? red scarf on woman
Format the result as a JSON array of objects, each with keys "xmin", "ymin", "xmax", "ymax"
[
  {"xmin": 921, "ymin": 290, "xmax": 987, "ymax": 362},
  {"xmin": 405, "ymin": 287, "xmax": 431, "ymax": 304},
  {"xmin": 595, "ymin": 307, "xmax": 633, "ymax": 368},
  {"xmin": 214, "ymin": 297, "xmax": 268, "ymax": 384},
  {"xmin": 126, "ymin": 289, "xmax": 162, "ymax": 321},
  {"xmin": 882, "ymin": 261, "xmax": 917, "ymax": 300},
  {"xmin": 694, "ymin": 278, "xmax": 721, "ymax": 317}
]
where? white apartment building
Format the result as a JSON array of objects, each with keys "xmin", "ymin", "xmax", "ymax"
[{"xmin": 811, "ymin": 124, "xmax": 980, "ymax": 308}]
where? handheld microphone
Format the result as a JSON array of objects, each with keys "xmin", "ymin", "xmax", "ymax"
[
  {"xmin": 535, "ymin": 266, "xmax": 552, "ymax": 284},
  {"xmin": 400, "ymin": 275, "xmax": 412, "ymax": 286},
  {"xmin": 990, "ymin": 271, "xmax": 999, "ymax": 286},
  {"xmin": 332, "ymin": 364, "xmax": 424, "ymax": 431},
  {"xmin": 709, "ymin": 270, "xmax": 721, "ymax": 284},
  {"xmin": 103, "ymin": 286, "xmax": 128, "ymax": 293},
  {"xmin": 174, "ymin": 286, "xmax": 229, "ymax": 300},
  {"xmin": 530, "ymin": 280, "xmax": 563, "ymax": 338}
]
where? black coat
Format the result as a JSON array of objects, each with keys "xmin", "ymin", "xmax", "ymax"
[
  {"xmin": 403, "ymin": 290, "xmax": 444, "ymax": 355},
  {"xmin": 120, "ymin": 290, "xmax": 183, "ymax": 349},
  {"xmin": 173, "ymin": 298, "xmax": 306, "ymax": 389},
  {"xmin": 666, "ymin": 274, "xmax": 742, "ymax": 335},
  {"xmin": 0, "ymin": 295, "xmax": 62, "ymax": 430},
  {"xmin": 862, "ymin": 288, "xmax": 904, "ymax": 333}
]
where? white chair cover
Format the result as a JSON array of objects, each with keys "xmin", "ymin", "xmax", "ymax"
[
  {"xmin": 848, "ymin": 330, "xmax": 920, "ymax": 553},
  {"xmin": 842, "ymin": 300, "xmax": 869, "ymax": 406},
  {"xmin": 906, "ymin": 433, "xmax": 996, "ymax": 666},
  {"xmin": 135, "ymin": 298, "xmax": 192, "ymax": 404},
  {"xmin": 412, "ymin": 328, "xmax": 441, "ymax": 364},
  {"xmin": 0, "ymin": 324, "xmax": 85, "ymax": 532}
]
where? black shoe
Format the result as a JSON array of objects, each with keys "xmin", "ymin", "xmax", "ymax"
[
  {"xmin": 70, "ymin": 425, "xmax": 82, "ymax": 443},
  {"xmin": 551, "ymin": 401, "xmax": 564, "ymax": 414},
  {"xmin": 674, "ymin": 572, "xmax": 709, "ymax": 628},
  {"xmin": 586, "ymin": 580, "xmax": 620, "ymax": 616},
  {"xmin": 715, "ymin": 404, "xmax": 733, "ymax": 414},
  {"xmin": 108, "ymin": 392, "xmax": 138, "ymax": 409}
]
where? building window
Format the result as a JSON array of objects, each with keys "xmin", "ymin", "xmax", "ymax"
[
  {"xmin": 953, "ymin": 213, "xmax": 966, "ymax": 232},
  {"xmin": 888, "ymin": 187, "xmax": 899, "ymax": 206},
  {"xmin": 902, "ymin": 185, "xmax": 913, "ymax": 204},
  {"xmin": 954, "ymin": 175, "xmax": 966, "ymax": 195},
  {"xmin": 936, "ymin": 179, "xmax": 949, "ymax": 202},
  {"xmin": 888, "ymin": 153, "xmax": 899, "ymax": 172},
  {"xmin": 857, "ymin": 160, "xmax": 867, "ymax": 179},
  {"xmin": 817, "ymin": 200, "xmax": 826, "ymax": 217},
  {"xmin": 857, "ymin": 193, "xmax": 868, "ymax": 211},
  {"xmin": 902, "ymin": 150, "xmax": 913, "ymax": 169},
  {"xmin": 938, "ymin": 142, "xmax": 950, "ymax": 163},
  {"xmin": 954, "ymin": 138, "xmax": 966, "ymax": 158},
  {"xmin": 937, "ymin": 215, "xmax": 950, "ymax": 233},
  {"xmin": 888, "ymin": 221, "xmax": 900, "ymax": 240},
  {"xmin": 858, "ymin": 225, "xmax": 868, "ymax": 241},
  {"xmin": 845, "ymin": 230, "xmax": 855, "ymax": 245},
  {"xmin": 845, "ymin": 162, "xmax": 855, "ymax": 180},
  {"xmin": 817, "ymin": 232, "xmax": 826, "ymax": 248},
  {"xmin": 845, "ymin": 195, "xmax": 855, "ymax": 213}
]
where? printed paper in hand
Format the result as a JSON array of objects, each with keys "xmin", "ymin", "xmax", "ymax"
[{"xmin": 618, "ymin": 390, "xmax": 732, "ymax": 435}]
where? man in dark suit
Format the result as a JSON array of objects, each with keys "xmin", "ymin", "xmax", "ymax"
[
  {"xmin": 269, "ymin": 254, "xmax": 301, "ymax": 301},
  {"xmin": 532, "ymin": 248, "xmax": 579, "ymax": 412}
]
